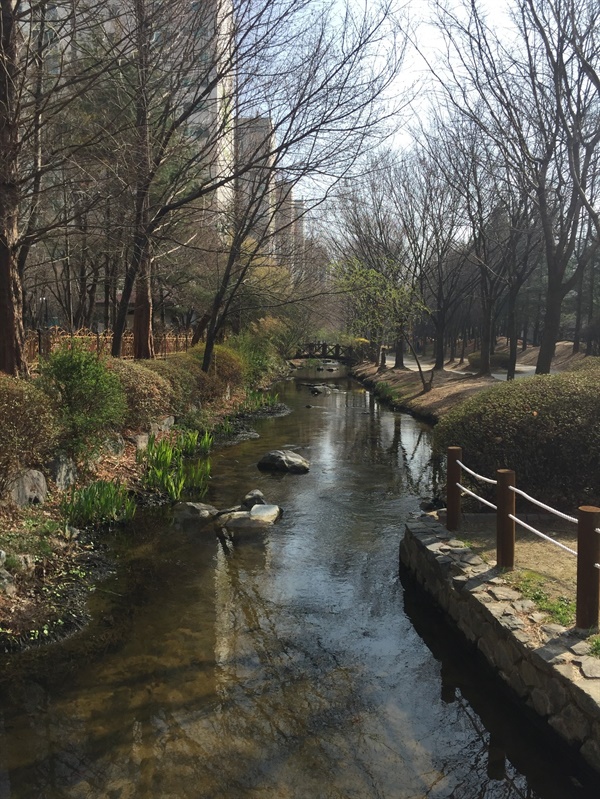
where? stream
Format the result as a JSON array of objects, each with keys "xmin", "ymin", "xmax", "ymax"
[{"xmin": 0, "ymin": 367, "xmax": 598, "ymax": 798}]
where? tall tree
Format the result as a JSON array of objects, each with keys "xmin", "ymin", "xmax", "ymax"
[{"xmin": 433, "ymin": 0, "xmax": 600, "ymax": 373}]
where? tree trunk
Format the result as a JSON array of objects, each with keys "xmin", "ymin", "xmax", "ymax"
[
  {"xmin": 535, "ymin": 290, "xmax": 563, "ymax": 374},
  {"xmin": 393, "ymin": 335, "xmax": 405, "ymax": 368},
  {"xmin": 0, "ymin": 1, "xmax": 26, "ymax": 375},
  {"xmin": 133, "ymin": 260, "xmax": 154, "ymax": 359},
  {"xmin": 572, "ymin": 265, "xmax": 584, "ymax": 355},
  {"xmin": 521, "ymin": 318, "xmax": 528, "ymax": 351},
  {"xmin": 586, "ymin": 260, "xmax": 595, "ymax": 356},
  {"xmin": 506, "ymin": 290, "xmax": 518, "ymax": 381},
  {"xmin": 433, "ymin": 323, "xmax": 445, "ymax": 369},
  {"xmin": 191, "ymin": 312, "xmax": 210, "ymax": 346}
]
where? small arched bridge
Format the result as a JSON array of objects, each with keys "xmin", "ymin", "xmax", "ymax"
[{"xmin": 292, "ymin": 342, "xmax": 361, "ymax": 363}]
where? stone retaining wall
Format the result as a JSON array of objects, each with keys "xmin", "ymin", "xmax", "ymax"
[{"xmin": 400, "ymin": 513, "xmax": 600, "ymax": 774}]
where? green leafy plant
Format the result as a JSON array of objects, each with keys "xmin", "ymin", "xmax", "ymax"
[
  {"xmin": 61, "ymin": 480, "xmax": 136, "ymax": 527},
  {"xmin": 38, "ymin": 342, "xmax": 126, "ymax": 460},
  {"xmin": 138, "ymin": 433, "xmax": 210, "ymax": 500},
  {"xmin": 198, "ymin": 430, "xmax": 213, "ymax": 455},
  {"xmin": 590, "ymin": 636, "xmax": 600, "ymax": 658},
  {"xmin": 183, "ymin": 459, "xmax": 211, "ymax": 494},
  {"xmin": 374, "ymin": 381, "xmax": 398, "ymax": 405},
  {"xmin": 239, "ymin": 389, "xmax": 279, "ymax": 413},
  {"xmin": 215, "ymin": 418, "xmax": 234, "ymax": 436},
  {"xmin": 174, "ymin": 429, "xmax": 199, "ymax": 456}
]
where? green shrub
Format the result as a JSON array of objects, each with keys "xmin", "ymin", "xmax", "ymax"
[
  {"xmin": 434, "ymin": 372, "xmax": 600, "ymax": 508},
  {"xmin": 0, "ymin": 375, "xmax": 57, "ymax": 498},
  {"xmin": 566, "ymin": 357, "xmax": 600, "ymax": 373},
  {"xmin": 38, "ymin": 342, "xmax": 126, "ymax": 460},
  {"xmin": 228, "ymin": 327, "xmax": 286, "ymax": 385},
  {"xmin": 144, "ymin": 353, "xmax": 218, "ymax": 411},
  {"xmin": 106, "ymin": 358, "xmax": 174, "ymax": 429},
  {"xmin": 467, "ymin": 351, "xmax": 511, "ymax": 370},
  {"xmin": 187, "ymin": 344, "xmax": 245, "ymax": 394},
  {"xmin": 137, "ymin": 433, "xmax": 211, "ymax": 501}
]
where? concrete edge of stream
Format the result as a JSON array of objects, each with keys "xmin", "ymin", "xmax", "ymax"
[{"xmin": 400, "ymin": 514, "xmax": 600, "ymax": 777}]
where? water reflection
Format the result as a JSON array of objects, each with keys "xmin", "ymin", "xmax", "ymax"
[{"xmin": 0, "ymin": 370, "xmax": 597, "ymax": 797}]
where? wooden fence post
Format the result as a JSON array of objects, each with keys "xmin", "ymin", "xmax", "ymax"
[
  {"xmin": 446, "ymin": 447, "xmax": 462, "ymax": 531},
  {"xmin": 496, "ymin": 469, "xmax": 516, "ymax": 569},
  {"xmin": 576, "ymin": 506, "xmax": 600, "ymax": 630}
]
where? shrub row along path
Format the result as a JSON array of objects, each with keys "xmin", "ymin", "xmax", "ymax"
[{"xmin": 352, "ymin": 341, "xmax": 587, "ymax": 625}]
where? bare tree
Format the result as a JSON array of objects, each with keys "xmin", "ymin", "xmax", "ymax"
[{"xmin": 432, "ymin": 0, "xmax": 600, "ymax": 373}]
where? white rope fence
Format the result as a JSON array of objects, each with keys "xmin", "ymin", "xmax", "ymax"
[
  {"xmin": 450, "ymin": 448, "xmax": 600, "ymax": 574},
  {"xmin": 509, "ymin": 486, "xmax": 578, "ymax": 524},
  {"xmin": 507, "ymin": 514, "xmax": 578, "ymax": 557},
  {"xmin": 456, "ymin": 460, "xmax": 497, "ymax": 485},
  {"xmin": 455, "ymin": 460, "xmax": 498, "ymax": 510},
  {"xmin": 447, "ymin": 447, "xmax": 600, "ymax": 627},
  {"xmin": 458, "ymin": 484, "xmax": 497, "ymax": 511}
]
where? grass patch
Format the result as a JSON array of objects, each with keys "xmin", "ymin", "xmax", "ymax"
[
  {"xmin": 507, "ymin": 570, "xmax": 576, "ymax": 627},
  {"xmin": 590, "ymin": 636, "xmax": 600, "ymax": 658}
]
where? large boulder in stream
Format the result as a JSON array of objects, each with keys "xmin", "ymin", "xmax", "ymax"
[
  {"xmin": 217, "ymin": 504, "xmax": 283, "ymax": 530},
  {"xmin": 257, "ymin": 450, "xmax": 310, "ymax": 474}
]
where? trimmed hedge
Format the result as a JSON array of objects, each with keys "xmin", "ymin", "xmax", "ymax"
[
  {"xmin": 434, "ymin": 372, "xmax": 600, "ymax": 509},
  {"xmin": 566, "ymin": 357, "xmax": 600, "ymax": 373},
  {"xmin": 144, "ymin": 353, "xmax": 216, "ymax": 410},
  {"xmin": 0, "ymin": 375, "xmax": 58, "ymax": 497},
  {"xmin": 187, "ymin": 344, "xmax": 245, "ymax": 396},
  {"xmin": 467, "ymin": 351, "xmax": 512, "ymax": 371},
  {"xmin": 107, "ymin": 359, "xmax": 174, "ymax": 429}
]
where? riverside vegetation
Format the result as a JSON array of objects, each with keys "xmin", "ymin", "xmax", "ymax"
[{"xmin": 0, "ymin": 329, "xmax": 288, "ymax": 653}]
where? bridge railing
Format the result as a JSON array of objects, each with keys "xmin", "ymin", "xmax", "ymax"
[
  {"xmin": 446, "ymin": 446, "xmax": 600, "ymax": 629},
  {"xmin": 293, "ymin": 342, "xmax": 375, "ymax": 361}
]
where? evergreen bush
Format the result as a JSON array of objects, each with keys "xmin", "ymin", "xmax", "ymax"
[
  {"xmin": 187, "ymin": 344, "xmax": 245, "ymax": 395},
  {"xmin": 566, "ymin": 357, "xmax": 600, "ymax": 373},
  {"xmin": 467, "ymin": 351, "xmax": 512, "ymax": 371},
  {"xmin": 107, "ymin": 358, "xmax": 174, "ymax": 428},
  {"xmin": 434, "ymin": 372, "xmax": 600, "ymax": 508},
  {"xmin": 228, "ymin": 324, "xmax": 286, "ymax": 384},
  {"xmin": 38, "ymin": 343, "xmax": 126, "ymax": 460},
  {"xmin": 0, "ymin": 376, "xmax": 57, "ymax": 497},
  {"xmin": 144, "ymin": 353, "xmax": 215, "ymax": 409}
]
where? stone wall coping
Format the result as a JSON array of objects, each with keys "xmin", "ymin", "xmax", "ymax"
[{"xmin": 400, "ymin": 512, "xmax": 600, "ymax": 775}]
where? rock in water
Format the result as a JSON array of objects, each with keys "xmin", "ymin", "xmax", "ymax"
[
  {"xmin": 257, "ymin": 450, "xmax": 310, "ymax": 474},
  {"xmin": 173, "ymin": 502, "xmax": 219, "ymax": 521},
  {"xmin": 250, "ymin": 504, "xmax": 282, "ymax": 523},
  {"xmin": 241, "ymin": 489, "xmax": 267, "ymax": 509}
]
